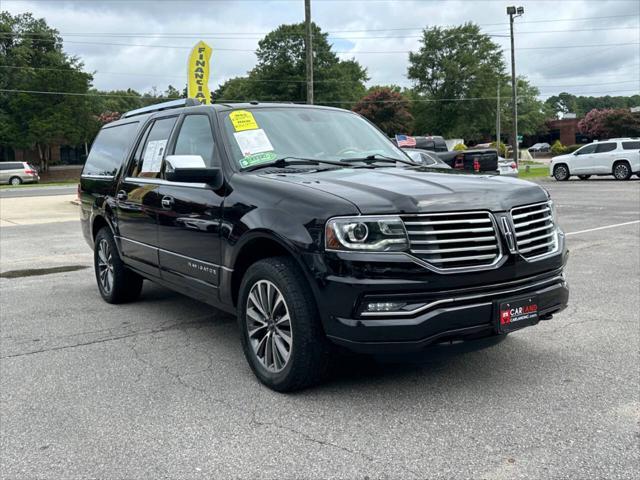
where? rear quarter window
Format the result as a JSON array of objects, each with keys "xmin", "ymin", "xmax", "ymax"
[
  {"xmin": 83, "ymin": 122, "xmax": 140, "ymax": 176},
  {"xmin": 622, "ymin": 141, "xmax": 640, "ymax": 150}
]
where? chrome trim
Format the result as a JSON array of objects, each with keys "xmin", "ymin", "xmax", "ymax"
[
  {"xmin": 123, "ymin": 177, "xmax": 210, "ymax": 188},
  {"xmin": 510, "ymin": 201, "xmax": 561, "ymax": 262},
  {"xmin": 114, "ymin": 235, "xmax": 233, "ymax": 272},
  {"xmin": 360, "ymin": 274, "xmax": 565, "ymax": 317},
  {"xmin": 81, "ymin": 174, "xmax": 115, "ymax": 179}
]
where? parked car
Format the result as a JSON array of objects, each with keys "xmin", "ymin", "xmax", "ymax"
[
  {"xmin": 436, "ymin": 148, "xmax": 499, "ymax": 173},
  {"xmin": 528, "ymin": 143, "xmax": 550, "ymax": 153},
  {"xmin": 549, "ymin": 138, "xmax": 640, "ymax": 181},
  {"xmin": 0, "ymin": 162, "xmax": 40, "ymax": 185},
  {"xmin": 80, "ymin": 99, "xmax": 569, "ymax": 392},
  {"xmin": 402, "ymin": 148, "xmax": 452, "ymax": 171},
  {"xmin": 498, "ymin": 157, "xmax": 519, "ymax": 177}
]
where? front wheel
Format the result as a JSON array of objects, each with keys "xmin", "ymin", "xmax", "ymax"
[
  {"xmin": 238, "ymin": 257, "xmax": 331, "ymax": 392},
  {"xmin": 578, "ymin": 175, "xmax": 591, "ymax": 180},
  {"xmin": 613, "ymin": 162, "xmax": 631, "ymax": 181},
  {"xmin": 553, "ymin": 164, "xmax": 570, "ymax": 181},
  {"xmin": 94, "ymin": 227, "xmax": 143, "ymax": 304}
]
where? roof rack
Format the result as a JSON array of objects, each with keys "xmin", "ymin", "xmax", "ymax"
[{"xmin": 122, "ymin": 98, "xmax": 202, "ymax": 119}]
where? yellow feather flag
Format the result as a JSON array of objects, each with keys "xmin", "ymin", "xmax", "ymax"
[{"xmin": 187, "ymin": 41, "xmax": 213, "ymax": 104}]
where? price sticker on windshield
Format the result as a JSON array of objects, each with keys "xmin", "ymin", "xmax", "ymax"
[
  {"xmin": 233, "ymin": 128, "xmax": 274, "ymax": 156},
  {"xmin": 229, "ymin": 110, "xmax": 259, "ymax": 132}
]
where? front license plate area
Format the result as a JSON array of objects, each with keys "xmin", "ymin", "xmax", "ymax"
[{"xmin": 496, "ymin": 296, "xmax": 539, "ymax": 333}]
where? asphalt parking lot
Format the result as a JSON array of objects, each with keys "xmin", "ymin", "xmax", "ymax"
[{"xmin": 1, "ymin": 178, "xmax": 639, "ymax": 479}]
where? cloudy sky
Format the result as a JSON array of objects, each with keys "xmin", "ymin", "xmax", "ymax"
[{"xmin": 3, "ymin": 0, "xmax": 640, "ymax": 100}]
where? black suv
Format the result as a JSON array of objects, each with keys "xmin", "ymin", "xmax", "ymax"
[{"xmin": 80, "ymin": 99, "xmax": 569, "ymax": 391}]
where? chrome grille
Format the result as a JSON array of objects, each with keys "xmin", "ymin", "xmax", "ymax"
[
  {"xmin": 401, "ymin": 211, "xmax": 501, "ymax": 270},
  {"xmin": 511, "ymin": 202, "xmax": 558, "ymax": 259}
]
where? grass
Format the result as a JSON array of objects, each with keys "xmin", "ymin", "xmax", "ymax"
[
  {"xmin": 0, "ymin": 180, "xmax": 78, "ymax": 190},
  {"xmin": 518, "ymin": 165, "xmax": 550, "ymax": 180}
]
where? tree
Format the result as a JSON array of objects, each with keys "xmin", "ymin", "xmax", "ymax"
[
  {"xmin": 0, "ymin": 12, "xmax": 95, "ymax": 171},
  {"xmin": 214, "ymin": 23, "xmax": 368, "ymax": 106},
  {"xmin": 500, "ymin": 78, "xmax": 551, "ymax": 138},
  {"xmin": 407, "ymin": 23, "xmax": 505, "ymax": 140},
  {"xmin": 579, "ymin": 108, "xmax": 640, "ymax": 138},
  {"xmin": 545, "ymin": 92, "xmax": 640, "ymax": 117},
  {"xmin": 352, "ymin": 88, "xmax": 413, "ymax": 136}
]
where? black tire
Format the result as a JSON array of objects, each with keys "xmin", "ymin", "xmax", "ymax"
[
  {"xmin": 238, "ymin": 256, "xmax": 331, "ymax": 392},
  {"xmin": 9, "ymin": 176, "xmax": 22, "ymax": 186},
  {"xmin": 613, "ymin": 161, "xmax": 631, "ymax": 181},
  {"xmin": 94, "ymin": 227, "xmax": 143, "ymax": 304},
  {"xmin": 578, "ymin": 175, "xmax": 591, "ymax": 180},
  {"xmin": 553, "ymin": 164, "xmax": 570, "ymax": 181}
]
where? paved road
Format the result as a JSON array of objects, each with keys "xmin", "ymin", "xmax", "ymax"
[
  {"xmin": 1, "ymin": 179, "xmax": 639, "ymax": 479},
  {"xmin": 0, "ymin": 185, "xmax": 76, "ymax": 199}
]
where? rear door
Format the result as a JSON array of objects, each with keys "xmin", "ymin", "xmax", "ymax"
[
  {"xmin": 592, "ymin": 142, "xmax": 617, "ymax": 174},
  {"xmin": 115, "ymin": 116, "xmax": 178, "ymax": 277},
  {"xmin": 156, "ymin": 112, "xmax": 225, "ymax": 300}
]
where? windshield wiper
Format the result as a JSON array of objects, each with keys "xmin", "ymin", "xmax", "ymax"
[
  {"xmin": 244, "ymin": 156, "xmax": 346, "ymax": 172},
  {"xmin": 339, "ymin": 154, "xmax": 415, "ymax": 166}
]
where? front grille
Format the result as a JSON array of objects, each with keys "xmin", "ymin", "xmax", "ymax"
[
  {"xmin": 511, "ymin": 202, "xmax": 558, "ymax": 259},
  {"xmin": 401, "ymin": 211, "xmax": 501, "ymax": 270}
]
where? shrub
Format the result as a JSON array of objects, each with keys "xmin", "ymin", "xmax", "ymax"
[
  {"xmin": 550, "ymin": 140, "xmax": 566, "ymax": 155},
  {"xmin": 564, "ymin": 144, "xmax": 582, "ymax": 153},
  {"xmin": 489, "ymin": 141, "xmax": 507, "ymax": 157},
  {"xmin": 453, "ymin": 143, "xmax": 467, "ymax": 151}
]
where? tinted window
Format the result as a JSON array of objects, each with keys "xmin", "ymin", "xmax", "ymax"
[
  {"xmin": 173, "ymin": 115, "xmax": 217, "ymax": 166},
  {"xmin": 0, "ymin": 162, "xmax": 23, "ymax": 170},
  {"xmin": 83, "ymin": 122, "xmax": 139, "ymax": 176},
  {"xmin": 622, "ymin": 141, "xmax": 640, "ymax": 150},
  {"xmin": 133, "ymin": 117, "xmax": 177, "ymax": 178},
  {"xmin": 576, "ymin": 144, "xmax": 597, "ymax": 155},
  {"xmin": 595, "ymin": 143, "xmax": 616, "ymax": 153}
]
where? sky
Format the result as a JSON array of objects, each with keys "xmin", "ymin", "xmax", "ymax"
[{"xmin": 2, "ymin": 0, "xmax": 640, "ymax": 101}]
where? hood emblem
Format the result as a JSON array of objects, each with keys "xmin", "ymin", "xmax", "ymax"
[{"xmin": 501, "ymin": 217, "xmax": 517, "ymax": 254}]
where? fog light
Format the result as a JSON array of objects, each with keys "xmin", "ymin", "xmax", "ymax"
[{"xmin": 365, "ymin": 301, "xmax": 407, "ymax": 312}]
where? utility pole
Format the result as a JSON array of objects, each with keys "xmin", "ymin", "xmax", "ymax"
[
  {"xmin": 496, "ymin": 83, "xmax": 501, "ymax": 155},
  {"xmin": 305, "ymin": 0, "xmax": 314, "ymax": 104},
  {"xmin": 507, "ymin": 6, "xmax": 524, "ymax": 165}
]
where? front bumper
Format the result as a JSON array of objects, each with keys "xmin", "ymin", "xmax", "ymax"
[{"xmin": 323, "ymin": 268, "xmax": 569, "ymax": 353}]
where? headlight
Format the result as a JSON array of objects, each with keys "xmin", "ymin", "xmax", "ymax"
[
  {"xmin": 549, "ymin": 200, "xmax": 558, "ymax": 224},
  {"xmin": 325, "ymin": 216, "xmax": 409, "ymax": 252}
]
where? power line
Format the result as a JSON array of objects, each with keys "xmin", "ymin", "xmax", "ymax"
[{"xmin": 1, "ymin": 88, "xmax": 637, "ymax": 103}]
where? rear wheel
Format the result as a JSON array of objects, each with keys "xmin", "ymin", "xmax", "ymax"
[
  {"xmin": 94, "ymin": 227, "xmax": 143, "ymax": 304},
  {"xmin": 578, "ymin": 175, "xmax": 591, "ymax": 180},
  {"xmin": 553, "ymin": 164, "xmax": 570, "ymax": 181},
  {"xmin": 9, "ymin": 176, "xmax": 22, "ymax": 186},
  {"xmin": 613, "ymin": 161, "xmax": 631, "ymax": 181},
  {"xmin": 238, "ymin": 256, "xmax": 331, "ymax": 392}
]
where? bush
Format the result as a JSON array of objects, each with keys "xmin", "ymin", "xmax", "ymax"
[
  {"xmin": 489, "ymin": 141, "xmax": 507, "ymax": 157},
  {"xmin": 550, "ymin": 140, "xmax": 566, "ymax": 155},
  {"xmin": 453, "ymin": 143, "xmax": 467, "ymax": 151},
  {"xmin": 565, "ymin": 144, "xmax": 582, "ymax": 154}
]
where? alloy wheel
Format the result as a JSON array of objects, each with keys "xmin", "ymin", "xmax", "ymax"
[
  {"xmin": 554, "ymin": 166, "xmax": 568, "ymax": 181},
  {"xmin": 245, "ymin": 280, "xmax": 292, "ymax": 373},
  {"xmin": 10, "ymin": 177, "xmax": 21, "ymax": 185},
  {"xmin": 97, "ymin": 239, "xmax": 114, "ymax": 295},
  {"xmin": 614, "ymin": 163, "xmax": 629, "ymax": 180}
]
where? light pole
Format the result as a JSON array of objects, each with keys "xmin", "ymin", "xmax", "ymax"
[
  {"xmin": 507, "ymin": 5, "xmax": 524, "ymax": 165},
  {"xmin": 305, "ymin": 0, "xmax": 314, "ymax": 104}
]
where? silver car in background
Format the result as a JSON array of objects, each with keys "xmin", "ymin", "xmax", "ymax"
[
  {"xmin": 498, "ymin": 157, "xmax": 519, "ymax": 177},
  {"xmin": 0, "ymin": 162, "xmax": 40, "ymax": 185}
]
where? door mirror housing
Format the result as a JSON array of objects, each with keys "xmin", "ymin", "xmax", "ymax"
[{"xmin": 164, "ymin": 155, "xmax": 223, "ymax": 189}]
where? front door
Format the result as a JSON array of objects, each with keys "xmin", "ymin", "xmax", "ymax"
[
  {"xmin": 571, "ymin": 143, "xmax": 597, "ymax": 174},
  {"xmin": 115, "ymin": 116, "xmax": 178, "ymax": 277},
  {"xmin": 592, "ymin": 142, "xmax": 617, "ymax": 174},
  {"xmin": 156, "ymin": 113, "xmax": 225, "ymax": 301}
]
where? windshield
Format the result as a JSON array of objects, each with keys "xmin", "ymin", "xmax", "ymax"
[{"xmin": 220, "ymin": 107, "xmax": 409, "ymax": 169}]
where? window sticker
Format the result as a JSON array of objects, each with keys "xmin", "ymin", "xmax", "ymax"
[
  {"xmin": 233, "ymin": 128, "xmax": 274, "ymax": 156},
  {"xmin": 239, "ymin": 151, "xmax": 278, "ymax": 168},
  {"xmin": 229, "ymin": 110, "xmax": 259, "ymax": 132},
  {"xmin": 141, "ymin": 139, "xmax": 167, "ymax": 172}
]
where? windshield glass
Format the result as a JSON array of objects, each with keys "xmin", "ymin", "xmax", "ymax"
[{"xmin": 220, "ymin": 107, "xmax": 409, "ymax": 169}]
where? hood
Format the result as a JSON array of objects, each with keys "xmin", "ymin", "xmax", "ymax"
[{"xmin": 260, "ymin": 167, "xmax": 548, "ymax": 214}]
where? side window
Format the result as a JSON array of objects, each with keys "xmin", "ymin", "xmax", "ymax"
[
  {"xmin": 622, "ymin": 141, "xmax": 640, "ymax": 150},
  {"xmin": 83, "ymin": 122, "xmax": 139, "ymax": 176},
  {"xmin": 172, "ymin": 115, "xmax": 217, "ymax": 167},
  {"xmin": 132, "ymin": 117, "xmax": 177, "ymax": 178},
  {"xmin": 576, "ymin": 144, "xmax": 597, "ymax": 155},
  {"xmin": 595, "ymin": 143, "xmax": 616, "ymax": 154}
]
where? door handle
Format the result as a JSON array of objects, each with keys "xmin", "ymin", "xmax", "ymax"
[
  {"xmin": 161, "ymin": 196, "xmax": 175, "ymax": 209},
  {"xmin": 116, "ymin": 190, "xmax": 127, "ymax": 201}
]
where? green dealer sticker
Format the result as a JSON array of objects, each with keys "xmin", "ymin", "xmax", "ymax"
[{"xmin": 240, "ymin": 151, "xmax": 278, "ymax": 168}]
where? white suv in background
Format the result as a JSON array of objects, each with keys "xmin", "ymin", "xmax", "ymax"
[{"xmin": 550, "ymin": 138, "xmax": 640, "ymax": 181}]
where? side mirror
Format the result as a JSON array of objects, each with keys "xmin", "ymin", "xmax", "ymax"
[{"xmin": 165, "ymin": 155, "xmax": 223, "ymax": 189}]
